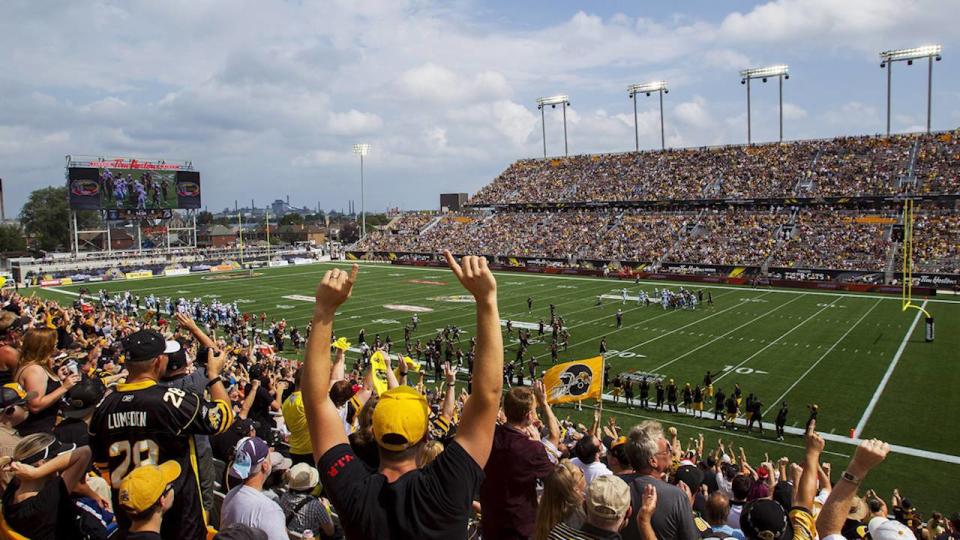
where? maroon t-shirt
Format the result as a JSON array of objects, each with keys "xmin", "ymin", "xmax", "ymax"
[{"xmin": 479, "ymin": 423, "xmax": 556, "ymax": 539}]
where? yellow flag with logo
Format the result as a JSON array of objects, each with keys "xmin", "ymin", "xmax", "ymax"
[
  {"xmin": 369, "ymin": 350, "xmax": 389, "ymax": 396},
  {"xmin": 542, "ymin": 356, "xmax": 604, "ymax": 404}
]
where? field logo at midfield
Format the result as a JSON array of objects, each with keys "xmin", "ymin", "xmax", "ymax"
[
  {"xmin": 409, "ymin": 279, "xmax": 447, "ymax": 286},
  {"xmin": 429, "ymin": 295, "xmax": 475, "ymax": 303},
  {"xmin": 282, "ymin": 295, "xmax": 315, "ymax": 302},
  {"xmin": 383, "ymin": 304, "xmax": 434, "ymax": 313}
]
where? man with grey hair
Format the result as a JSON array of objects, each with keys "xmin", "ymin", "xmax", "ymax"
[{"xmin": 620, "ymin": 420, "xmax": 699, "ymax": 540}]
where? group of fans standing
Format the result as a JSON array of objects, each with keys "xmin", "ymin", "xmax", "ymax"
[{"xmin": 0, "ymin": 256, "xmax": 953, "ymax": 540}]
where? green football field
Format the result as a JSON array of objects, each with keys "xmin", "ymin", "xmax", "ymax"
[{"xmin": 37, "ymin": 262, "xmax": 960, "ymax": 513}]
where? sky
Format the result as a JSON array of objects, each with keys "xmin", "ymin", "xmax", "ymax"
[{"xmin": 1, "ymin": 0, "xmax": 958, "ymax": 216}]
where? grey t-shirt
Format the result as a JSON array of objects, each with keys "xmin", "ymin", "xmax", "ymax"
[
  {"xmin": 620, "ymin": 473, "xmax": 699, "ymax": 540},
  {"xmin": 221, "ymin": 485, "xmax": 288, "ymax": 540}
]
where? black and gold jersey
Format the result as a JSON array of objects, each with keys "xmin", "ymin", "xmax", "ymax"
[{"xmin": 89, "ymin": 379, "xmax": 232, "ymax": 540}]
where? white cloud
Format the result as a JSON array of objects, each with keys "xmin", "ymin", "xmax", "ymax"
[{"xmin": 326, "ymin": 110, "xmax": 383, "ymax": 135}]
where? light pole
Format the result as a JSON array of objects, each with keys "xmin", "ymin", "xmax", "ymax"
[
  {"xmin": 740, "ymin": 65, "xmax": 789, "ymax": 144},
  {"xmin": 536, "ymin": 95, "xmax": 571, "ymax": 157},
  {"xmin": 628, "ymin": 81, "xmax": 668, "ymax": 151},
  {"xmin": 879, "ymin": 45, "xmax": 942, "ymax": 135},
  {"xmin": 352, "ymin": 143, "xmax": 370, "ymax": 238}
]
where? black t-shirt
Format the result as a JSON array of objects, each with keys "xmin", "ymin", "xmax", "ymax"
[
  {"xmin": 318, "ymin": 441, "xmax": 483, "ymax": 539},
  {"xmin": 2, "ymin": 476, "xmax": 82, "ymax": 540},
  {"xmin": 244, "ymin": 382, "xmax": 274, "ymax": 424},
  {"xmin": 122, "ymin": 531, "xmax": 163, "ymax": 540},
  {"xmin": 54, "ymin": 418, "xmax": 91, "ymax": 448}
]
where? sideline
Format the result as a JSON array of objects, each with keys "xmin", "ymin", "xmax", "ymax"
[{"xmin": 854, "ymin": 299, "xmax": 928, "ymax": 438}]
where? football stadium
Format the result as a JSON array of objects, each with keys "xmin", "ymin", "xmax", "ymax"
[{"xmin": 1, "ymin": 3, "xmax": 959, "ymax": 539}]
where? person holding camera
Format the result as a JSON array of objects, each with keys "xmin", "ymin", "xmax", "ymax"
[{"xmin": 15, "ymin": 328, "xmax": 81, "ymax": 436}]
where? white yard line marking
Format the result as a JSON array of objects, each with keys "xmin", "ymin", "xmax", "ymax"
[
  {"xmin": 764, "ymin": 298, "xmax": 882, "ymax": 416},
  {"xmin": 649, "ymin": 294, "xmax": 808, "ymax": 373},
  {"xmin": 854, "ymin": 300, "xmax": 928, "ymax": 438},
  {"xmin": 713, "ymin": 296, "xmax": 842, "ymax": 383}
]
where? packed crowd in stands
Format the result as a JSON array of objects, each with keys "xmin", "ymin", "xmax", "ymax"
[
  {"xmin": 666, "ymin": 210, "xmax": 782, "ymax": 267},
  {"xmin": 469, "ymin": 132, "xmax": 958, "ymax": 206},
  {"xmin": 357, "ymin": 205, "xmax": 960, "ymax": 275},
  {"xmin": 0, "ymin": 256, "xmax": 956, "ymax": 540},
  {"xmin": 896, "ymin": 210, "xmax": 960, "ymax": 275},
  {"xmin": 915, "ymin": 130, "xmax": 960, "ymax": 195},
  {"xmin": 771, "ymin": 210, "xmax": 894, "ymax": 272}
]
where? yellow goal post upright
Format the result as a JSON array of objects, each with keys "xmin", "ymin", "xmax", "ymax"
[{"xmin": 900, "ymin": 198, "xmax": 935, "ymax": 341}]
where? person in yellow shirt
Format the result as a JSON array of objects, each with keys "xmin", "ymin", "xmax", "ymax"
[{"xmin": 282, "ymin": 368, "xmax": 313, "ymax": 465}]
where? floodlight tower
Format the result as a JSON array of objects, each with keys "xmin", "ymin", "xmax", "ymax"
[
  {"xmin": 536, "ymin": 95, "xmax": 571, "ymax": 157},
  {"xmin": 628, "ymin": 81, "xmax": 668, "ymax": 151},
  {"xmin": 352, "ymin": 143, "xmax": 371, "ymax": 238},
  {"xmin": 739, "ymin": 65, "xmax": 789, "ymax": 144},
  {"xmin": 879, "ymin": 45, "xmax": 942, "ymax": 135}
]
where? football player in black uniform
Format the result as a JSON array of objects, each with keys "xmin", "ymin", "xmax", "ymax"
[{"xmin": 89, "ymin": 329, "xmax": 233, "ymax": 540}]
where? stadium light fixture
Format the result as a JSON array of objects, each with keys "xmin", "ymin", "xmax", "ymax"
[
  {"xmin": 739, "ymin": 65, "xmax": 789, "ymax": 144},
  {"xmin": 352, "ymin": 144, "xmax": 371, "ymax": 238},
  {"xmin": 536, "ymin": 95, "xmax": 571, "ymax": 157},
  {"xmin": 879, "ymin": 45, "xmax": 942, "ymax": 135},
  {"xmin": 628, "ymin": 81, "xmax": 669, "ymax": 151}
]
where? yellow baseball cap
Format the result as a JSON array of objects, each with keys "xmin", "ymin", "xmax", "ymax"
[
  {"xmin": 118, "ymin": 461, "xmax": 182, "ymax": 514},
  {"xmin": 372, "ymin": 386, "xmax": 429, "ymax": 451}
]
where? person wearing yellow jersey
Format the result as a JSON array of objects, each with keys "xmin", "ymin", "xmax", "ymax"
[{"xmin": 282, "ymin": 367, "xmax": 313, "ymax": 465}]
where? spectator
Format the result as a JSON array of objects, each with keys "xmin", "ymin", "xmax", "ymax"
[
  {"xmin": 728, "ymin": 474, "xmax": 753, "ymax": 528},
  {"xmin": 0, "ymin": 311, "xmax": 25, "ymax": 385},
  {"xmin": 481, "ymin": 382, "xmax": 561, "ymax": 539},
  {"xmin": 0, "ymin": 384, "xmax": 32, "ymax": 490},
  {"xmin": 116, "ymin": 461, "xmax": 181, "ymax": 540},
  {"xmin": 54, "ymin": 376, "xmax": 105, "ymax": 447},
  {"xmin": 214, "ymin": 523, "xmax": 269, "ymax": 540},
  {"xmin": 89, "ymin": 330, "xmax": 234, "ymax": 540},
  {"xmin": 738, "ymin": 421, "xmax": 824, "ymax": 540},
  {"xmin": 548, "ymin": 474, "xmax": 633, "ymax": 539},
  {"xmin": 534, "ymin": 460, "xmax": 587, "ymax": 540},
  {"xmin": 1, "ymin": 433, "xmax": 97, "ymax": 539},
  {"xmin": 221, "ymin": 436, "xmax": 291, "ymax": 540},
  {"xmin": 622, "ymin": 420, "xmax": 699, "ymax": 540},
  {"xmin": 14, "ymin": 327, "xmax": 80, "ymax": 436},
  {"xmin": 282, "ymin": 367, "xmax": 314, "ymax": 465},
  {"xmin": 817, "ymin": 438, "xmax": 893, "ymax": 540},
  {"xmin": 705, "ymin": 491, "xmax": 746, "ymax": 540},
  {"xmin": 572, "ymin": 433, "xmax": 613, "ymax": 486},
  {"xmin": 302, "ymin": 254, "xmax": 503, "ymax": 539},
  {"xmin": 279, "ymin": 463, "xmax": 337, "ymax": 538}
]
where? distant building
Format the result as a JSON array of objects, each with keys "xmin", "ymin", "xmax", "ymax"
[{"xmin": 198, "ymin": 224, "xmax": 237, "ymax": 247}]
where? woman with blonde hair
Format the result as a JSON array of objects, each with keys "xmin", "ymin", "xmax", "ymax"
[
  {"xmin": 416, "ymin": 440, "xmax": 444, "ymax": 468},
  {"xmin": 15, "ymin": 328, "xmax": 80, "ymax": 435},
  {"xmin": 1, "ymin": 433, "xmax": 93, "ymax": 539},
  {"xmin": 533, "ymin": 459, "xmax": 586, "ymax": 540}
]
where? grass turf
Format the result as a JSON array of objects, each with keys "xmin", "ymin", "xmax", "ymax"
[{"xmin": 35, "ymin": 262, "xmax": 960, "ymax": 513}]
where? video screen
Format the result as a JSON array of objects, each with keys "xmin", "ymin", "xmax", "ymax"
[{"xmin": 68, "ymin": 167, "xmax": 201, "ymax": 210}]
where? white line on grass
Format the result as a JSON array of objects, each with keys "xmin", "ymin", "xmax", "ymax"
[
  {"xmin": 854, "ymin": 300, "xmax": 927, "ymax": 438},
  {"xmin": 713, "ymin": 296, "xmax": 842, "ymax": 383},
  {"xmin": 649, "ymin": 293, "xmax": 809, "ymax": 373},
  {"xmin": 764, "ymin": 298, "xmax": 883, "ymax": 416}
]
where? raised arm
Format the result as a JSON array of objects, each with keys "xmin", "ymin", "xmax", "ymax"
[
  {"xmin": 331, "ymin": 348, "xmax": 346, "ymax": 383},
  {"xmin": 175, "ymin": 312, "xmax": 216, "ymax": 350},
  {"xmin": 303, "ymin": 264, "xmax": 359, "ymax": 463},
  {"xmin": 441, "ymin": 362, "xmax": 457, "ymax": 421},
  {"xmin": 797, "ymin": 420, "xmax": 825, "ymax": 511},
  {"xmin": 533, "ymin": 379, "xmax": 560, "ymax": 448},
  {"xmin": 446, "ymin": 251, "xmax": 502, "ymax": 468},
  {"xmin": 816, "ymin": 439, "xmax": 890, "ymax": 536}
]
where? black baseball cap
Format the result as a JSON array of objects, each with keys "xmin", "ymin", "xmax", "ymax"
[
  {"xmin": 674, "ymin": 464, "xmax": 704, "ymax": 492},
  {"xmin": 121, "ymin": 330, "xmax": 180, "ymax": 362},
  {"xmin": 62, "ymin": 378, "xmax": 106, "ymax": 419},
  {"xmin": 741, "ymin": 499, "xmax": 792, "ymax": 540},
  {"xmin": 0, "ymin": 384, "xmax": 36, "ymax": 409},
  {"xmin": 19, "ymin": 437, "xmax": 77, "ymax": 466},
  {"xmin": 166, "ymin": 346, "xmax": 189, "ymax": 372}
]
